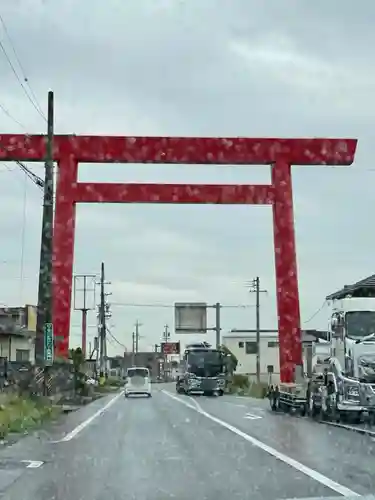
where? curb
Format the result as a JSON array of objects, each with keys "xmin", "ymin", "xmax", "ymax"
[
  {"xmin": 319, "ymin": 420, "xmax": 375, "ymax": 437},
  {"xmin": 268, "ymin": 407, "xmax": 375, "ymax": 436}
]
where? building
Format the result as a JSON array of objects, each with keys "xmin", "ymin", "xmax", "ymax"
[
  {"xmin": 123, "ymin": 351, "xmax": 163, "ymax": 379},
  {"xmin": 223, "ymin": 329, "xmax": 330, "ymax": 384},
  {"xmin": 0, "ymin": 305, "xmax": 37, "ymax": 363},
  {"xmin": 223, "ymin": 330, "xmax": 280, "ymax": 383}
]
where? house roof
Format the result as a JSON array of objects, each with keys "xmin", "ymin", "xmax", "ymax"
[{"xmin": 326, "ymin": 274, "xmax": 375, "ymax": 301}]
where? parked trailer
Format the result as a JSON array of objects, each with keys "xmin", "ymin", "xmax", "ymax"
[{"xmin": 268, "ymin": 360, "xmax": 375, "ymax": 425}]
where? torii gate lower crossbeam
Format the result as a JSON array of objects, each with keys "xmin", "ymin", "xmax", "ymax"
[{"xmin": 0, "ymin": 135, "xmax": 357, "ymax": 383}]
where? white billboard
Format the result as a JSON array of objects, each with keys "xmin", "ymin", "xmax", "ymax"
[{"xmin": 174, "ymin": 303, "xmax": 207, "ymax": 334}]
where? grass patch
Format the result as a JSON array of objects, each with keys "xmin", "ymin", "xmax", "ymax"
[
  {"xmin": 95, "ymin": 385, "xmax": 119, "ymax": 394},
  {"xmin": 103, "ymin": 377, "xmax": 123, "ymax": 388},
  {"xmin": 226, "ymin": 374, "xmax": 269, "ymax": 399},
  {"xmin": 0, "ymin": 395, "xmax": 61, "ymax": 439}
]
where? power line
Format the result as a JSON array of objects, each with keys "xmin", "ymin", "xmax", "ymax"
[
  {"xmin": 106, "ymin": 327, "xmax": 126, "ymax": 349},
  {"xmin": 111, "ymin": 302, "xmax": 255, "ymax": 309},
  {"xmin": 0, "ymin": 12, "xmax": 45, "ymax": 120},
  {"xmin": 303, "ymin": 301, "xmax": 327, "ymax": 324},
  {"xmin": 0, "ymin": 41, "xmax": 46, "ymax": 121},
  {"xmin": 19, "ymin": 170, "xmax": 27, "ymax": 302},
  {"xmin": 0, "ymin": 100, "xmax": 26, "ymax": 129}
]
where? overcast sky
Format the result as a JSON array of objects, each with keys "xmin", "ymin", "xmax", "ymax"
[{"xmin": 0, "ymin": 0, "xmax": 374, "ymax": 355}]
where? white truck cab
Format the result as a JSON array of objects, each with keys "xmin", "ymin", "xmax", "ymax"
[
  {"xmin": 330, "ymin": 297, "xmax": 375, "ymax": 380},
  {"xmin": 124, "ymin": 366, "xmax": 152, "ymax": 398}
]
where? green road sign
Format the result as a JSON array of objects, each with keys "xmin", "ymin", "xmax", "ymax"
[{"xmin": 44, "ymin": 323, "xmax": 54, "ymax": 366}]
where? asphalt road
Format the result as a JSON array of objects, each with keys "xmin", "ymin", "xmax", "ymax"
[{"xmin": 0, "ymin": 386, "xmax": 371, "ymax": 500}]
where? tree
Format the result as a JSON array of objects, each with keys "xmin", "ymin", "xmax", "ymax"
[
  {"xmin": 219, "ymin": 345, "xmax": 238, "ymax": 375},
  {"xmin": 69, "ymin": 348, "xmax": 85, "ymax": 393}
]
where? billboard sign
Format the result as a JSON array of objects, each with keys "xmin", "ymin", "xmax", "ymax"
[
  {"xmin": 161, "ymin": 341, "xmax": 180, "ymax": 355},
  {"xmin": 174, "ymin": 303, "xmax": 207, "ymax": 334}
]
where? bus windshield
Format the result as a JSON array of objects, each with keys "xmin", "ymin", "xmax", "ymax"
[{"xmin": 186, "ymin": 350, "xmax": 223, "ymax": 377}]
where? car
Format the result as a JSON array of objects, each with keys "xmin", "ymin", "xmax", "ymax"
[{"xmin": 124, "ymin": 366, "xmax": 152, "ymax": 398}]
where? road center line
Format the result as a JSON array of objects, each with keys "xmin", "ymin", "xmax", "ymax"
[
  {"xmin": 57, "ymin": 391, "xmax": 124, "ymax": 442},
  {"xmin": 162, "ymin": 390, "xmax": 359, "ymax": 497}
]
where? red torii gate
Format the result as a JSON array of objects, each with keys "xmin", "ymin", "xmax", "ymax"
[{"xmin": 0, "ymin": 135, "xmax": 357, "ymax": 383}]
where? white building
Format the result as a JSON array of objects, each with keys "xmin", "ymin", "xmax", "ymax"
[
  {"xmin": 222, "ymin": 331, "xmax": 280, "ymax": 384},
  {"xmin": 223, "ymin": 329, "xmax": 332, "ymax": 385}
]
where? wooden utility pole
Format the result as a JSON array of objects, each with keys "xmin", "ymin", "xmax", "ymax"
[{"xmin": 35, "ymin": 91, "xmax": 54, "ymax": 366}]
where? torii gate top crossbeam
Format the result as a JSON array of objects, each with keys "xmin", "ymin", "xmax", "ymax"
[{"xmin": 0, "ymin": 135, "xmax": 357, "ymax": 165}]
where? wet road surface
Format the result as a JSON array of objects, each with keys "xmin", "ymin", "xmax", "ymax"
[
  {"xmin": 173, "ymin": 389, "xmax": 375, "ymax": 495},
  {"xmin": 0, "ymin": 386, "xmax": 371, "ymax": 499}
]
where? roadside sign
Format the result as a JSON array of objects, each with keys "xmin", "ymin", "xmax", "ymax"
[
  {"xmin": 174, "ymin": 303, "xmax": 207, "ymax": 334},
  {"xmin": 44, "ymin": 323, "xmax": 54, "ymax": 365},
  {"xmin": 161, "ymin": 341, "xmax": 180, "ymax": 355}
]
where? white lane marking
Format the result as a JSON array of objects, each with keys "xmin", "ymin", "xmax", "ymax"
[
  {"xmin": 244, "ymin": 413, "xmax": 262, "ymax": 420},
  {"xmin": 56, "ymin": 391, "xmax": 124, "ymax": 442},
  {"xmin": 162, "ymin": 390, "xmax": 359, "ymax": 497},
  {"xmin": 21, "ymin": 460, "xmax": 44, "ymax": 468},
  {"xmin": 224, "ymin": 402, "xmax": 247, "ymax": 408}
]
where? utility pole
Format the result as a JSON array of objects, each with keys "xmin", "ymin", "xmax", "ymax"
[
  {"xmin": 97, "ymin": 263, "xmax": 111, "ymax": 378},
  {"xmin": 214, "ymin": 302, "xmax": 221, "ymax": 348},
  {"xmin": 132, "ymin": 321, "xmax": 141, "ymax": 365},
  {"xmin": 73, "ymin": 274, "xmax": 96, "ymax": 360},
  {"xmin": 162, "ymin": 324, "xmax": 171, "ymax": 380},
  {"xmin": 135, "ymin": 320, "xmax": 140, "ymax": 353},
  {"xmin": 35, "ymin": 91, "xmax": 54, "ymax": 366},
  {"xmin": 163, "ymin": 324, "xmax": 170, "ymax": 343},
  {"xmin": 247, "ymin": 277, "xmax": 267, "ymax": 384},
  {"xmin": 99, "ymin": 263, "xmax": 106, "ymax": 377}
]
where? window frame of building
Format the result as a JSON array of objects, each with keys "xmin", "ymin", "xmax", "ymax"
[
  {"xmin": 245, "ymin": 341, "xmax": 258, "ymax": 354},
  {"xmin": 267, "ymin": 341, "xmax": 279, "ymax": 348},
  {"xmin": 15, "ymin": 349, "xmax": 30, "ymax": 362}
]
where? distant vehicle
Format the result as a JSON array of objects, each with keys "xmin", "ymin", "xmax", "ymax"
[
  {"xmin": 176, "ymin": 344, "xmax": 225, "ymax": 396},
  {"xmin": 125, "ymin": 366, "xmax": 152, "ymax": 398}
]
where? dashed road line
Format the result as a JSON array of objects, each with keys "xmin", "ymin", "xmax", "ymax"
[
  {"xmin": 244, "ymin": 412, "xmax": 262, "ymax": 420},
  {"xmin": 21, "ymin": 460, "xmax": 44, "ymax": 469}
]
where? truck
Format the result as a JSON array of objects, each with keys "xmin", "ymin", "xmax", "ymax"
[
  {"xmin": 268, "ymin": 295, "xmax": 375, "ymax": 424},
  {"xmin": 176, "ymin": 342, "xmax": 226, "ymax": 396}
]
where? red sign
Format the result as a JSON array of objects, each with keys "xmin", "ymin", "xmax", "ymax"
[{"xmin": 161, "ymin": 342, "xmax": 180, "ymax": 355}]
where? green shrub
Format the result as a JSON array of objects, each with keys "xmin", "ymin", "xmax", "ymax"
[
  {"xmin": 0, "ymin": 396, "xmax": 61, "ymax": 437},
  {"xmin": 231, "ymin": 374, "xmax": 250, "ymax": 389},
  {"xmin": 226, "ymin": 375, "xmax": 268, "ymax": 399}
]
